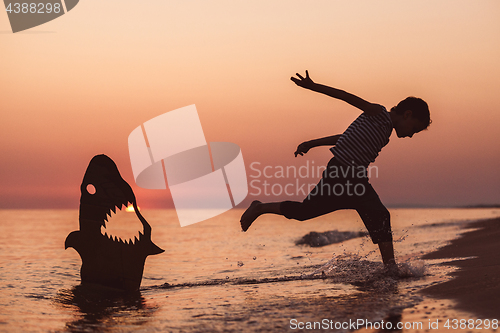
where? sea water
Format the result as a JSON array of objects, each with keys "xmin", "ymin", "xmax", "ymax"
[{"xmin": 0, "ymin": 208, "xmax": 499, "ymax": 332}]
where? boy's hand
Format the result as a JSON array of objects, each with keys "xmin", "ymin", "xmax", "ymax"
[
  {"xmin": 294, "ymin": 142, "xmax": 311, "ymax": 157},
  {"xmin": 291, "ymin": 70, "xmax": 315, "ymax": 89}
]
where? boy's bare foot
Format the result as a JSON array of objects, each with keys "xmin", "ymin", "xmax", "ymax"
[
  {"xmin": 240, "ymin": 200, "xmax": 261, "ymax": 231},
  {"xmin": 384, "ymin": 262, "xmax": 400, "ymax": 277}
]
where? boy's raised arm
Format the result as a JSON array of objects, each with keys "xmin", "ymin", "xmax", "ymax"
[{"xmin": 291, "ymin": 70, "xmax": 384, "ymax": 116}]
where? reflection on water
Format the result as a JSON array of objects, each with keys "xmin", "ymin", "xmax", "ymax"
[{"xmin": 54, "ymin": 285, "xmax": 156, "ymax": 333}]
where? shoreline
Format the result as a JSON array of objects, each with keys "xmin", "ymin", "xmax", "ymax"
[{"xmin": 421, "ymin": 217, "xmax": 500, "ymax": 319}]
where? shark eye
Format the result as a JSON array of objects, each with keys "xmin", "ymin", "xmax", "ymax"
[{"xmin": 86, "ymin": 184, "xmax": 96, "ymax": 195}]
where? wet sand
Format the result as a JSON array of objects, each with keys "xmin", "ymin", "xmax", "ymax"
[{"xmin": 422, "ymin": 218, "xmax": 500, "ymax": 319}]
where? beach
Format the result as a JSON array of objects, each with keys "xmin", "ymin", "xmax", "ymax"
[
  {"xmin": 422, "ymin": 218, "xmax": 500, "ymax": 320},
  {"xmin": 0, "ymin": 208, "xmax": 499, "ymax": 332}
]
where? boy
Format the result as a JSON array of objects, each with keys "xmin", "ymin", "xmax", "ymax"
[{"xmin": 240, "ymin": 70, "xmax": 431, "ymax": 271}]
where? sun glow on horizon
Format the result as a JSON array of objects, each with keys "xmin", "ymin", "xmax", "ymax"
[{"xmin": 125, "ymin": 204, "xmax": 139, "ymax": 212}]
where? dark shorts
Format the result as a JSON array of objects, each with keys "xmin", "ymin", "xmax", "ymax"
[{"xmin": 280, "ymin": 157, "xmax": 392, "ymax": 244}]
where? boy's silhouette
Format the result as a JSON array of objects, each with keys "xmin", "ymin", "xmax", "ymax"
[{"xmin": 240, "ymin": 70, "xmax": 431, "ymax": 272}]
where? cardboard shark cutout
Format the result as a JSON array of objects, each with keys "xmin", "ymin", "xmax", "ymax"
[{"xmin": 65, "ymin": 154, "xmax": 164, "ymax": 291}]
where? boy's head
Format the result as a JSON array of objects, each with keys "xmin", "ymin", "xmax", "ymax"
[{"xmin": 391, "ymin": 97, "xmax": 431, "ymax": 138}]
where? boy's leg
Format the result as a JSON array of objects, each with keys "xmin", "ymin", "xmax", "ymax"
[
  {"xmin": 355, "ymin": 181, "xmax": 395, "ymax": 269},
  {"xmin": 241, "ymin": 158, "xmax": 349, "ymax": 231},
  {"xmin": 241, "ymin": 177, "xmax": 342, "ymax": 231},
  {"xmin": 358, "ymin": 207, "xmax": 397, "ymax": 271},
  {"xmin": 240, "ymin": 201, "xmax": 282, "ymax": 231},
  {"xmin": 378, "ymin": 241, "xmax": 396, "ymax": 267},
  {"xmin": 241, "ymin": 181, "xmax": 346, "ymax": 231}
]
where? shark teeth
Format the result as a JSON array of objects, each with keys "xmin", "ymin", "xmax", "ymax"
[
  {"xmin": 100, "ymin": 200, "xmax": 143, "ymax": 246},
  {"xmin": 102, "ymin": 233, "xmax": 141, "ymax": 246}
]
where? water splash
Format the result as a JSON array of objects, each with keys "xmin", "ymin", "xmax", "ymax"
[
  {"xmin": 302, "ymin": 253, "xmax": 427, "ymax": 291},
  {"xmin": 152, "ymin": 254, "xmax": 426, "ymax": 291},
  {"xmin": 398, "ymin": 260, "xmax": 426, "ymax": 278},
  {"xmin": 394, "ymin": 229, "xmax": 409, "ymax": 243}
]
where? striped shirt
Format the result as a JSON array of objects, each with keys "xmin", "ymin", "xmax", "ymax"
[{"xmin": 330, "ymin": 106, "xmax": 393, "ymax": 168}]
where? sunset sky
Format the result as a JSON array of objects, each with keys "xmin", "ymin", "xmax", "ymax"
[{"xmin": 1, "ymin": 1, "xmax": 499, "ymax": 209}]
